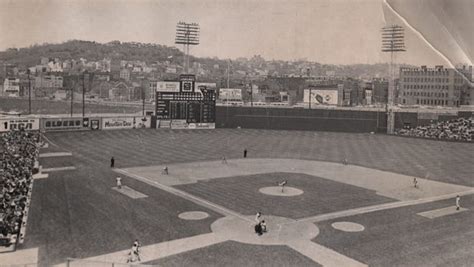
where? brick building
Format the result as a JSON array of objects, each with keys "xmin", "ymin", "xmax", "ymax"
[{"xmin": 398, "ymin": 65, "xmax": 473, "ymax": 107}]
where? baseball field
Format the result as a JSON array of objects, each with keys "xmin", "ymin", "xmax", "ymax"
[{"xmin": 1, "ymin": 128, "xmax": 473, "ymax": 266}]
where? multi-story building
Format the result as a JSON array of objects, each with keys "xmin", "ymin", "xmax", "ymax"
[
  {"xmin": 3, "ymin": 77, "xmax": 20, "ymax": 96},
  {"xmin": 34, "ymin": 75, "xmax": 63, "ymax": 89},
  {"xmin": 398, "ymin": 65, "xmax": 472, "ymax": 107},
  {"xmin": 120, "ymin": 69, "xmax": 131, "ymax": 81},
  {"xmin": 342, "ymin": 78, "xmax": 363, "ymax": 106},
  {"xmin": 372, "ymin": 79, "xmax": 388, "ymax": 104}
]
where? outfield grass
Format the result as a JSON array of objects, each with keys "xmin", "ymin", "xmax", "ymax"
[
  {"xmin": 16, "ymin": 128, "xmax": 473, "ymax": 266},
  {"xmin": 26, "ymin": 151, "xmax": 222, "ymax": 266},
  {"xmin": 46, "ymin": 128, "xmax": 474, "ymax": 186}
]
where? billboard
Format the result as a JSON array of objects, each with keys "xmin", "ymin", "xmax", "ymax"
[
  {"xmin": 196, "ymin": 82, "xmax": 217, "ymax": 89},
  {"xmin": 41, "ymin": 118, "xmax": 89, "ymax": 132},
  {"xmin": 304, "ymin": 89, "xmax": 338, "ymax": 105},
  {"xmin": 219, "ymin": 88, "xmax": 242, "ymax": 101},
  {"xmin": 156, "ymin": 82, "xmax": 180, "ymax": 92},
  {"xmin": 0, "ymin": 118, "xmax": 40, "ymax": 132},
  {"xmin": 167, "ymin": 120, "xmax": 216, "ymax": 129},
  {"xmin": 102, "ymin": 117, "xmax": 151, "ymax": 130}
]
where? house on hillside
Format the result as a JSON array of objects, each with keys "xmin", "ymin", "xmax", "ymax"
[{"xmin": 108, "ymin": 81, "xmax": 143, "ymax": 101}]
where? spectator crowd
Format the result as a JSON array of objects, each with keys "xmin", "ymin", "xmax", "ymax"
[
  {"xmin": 0, "ymin": 130, "xmax": 40, "ymax": 246},
  {"xmin": 396, "ymin": 117, "xmax": 474, "ymax": 142}
]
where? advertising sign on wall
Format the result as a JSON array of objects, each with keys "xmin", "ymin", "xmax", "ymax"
[
  {"xmin": 42, "ymin": 117, "xmax": 87, "ymax": 132},
  {"xmin": 303, "ymin": 89, "xmax": 338, "ymax": 105},
  {"xmin": 196, "ymin": 83, "xmax": 217, "ymax": 89},
  {"xmin": 91, "ymin": 119, "xmax": 100, "ymax": 130},
  {"xmin": 156, "ymin": 82, "xmax": 180, "ymax": 92},
  {"xmin": 0, "ymin": 118, "xmax": 40, "ymax": 132},
  {"xmin": 102, "ymin": 117, "xmax": 135, "ymax": 129},
  {"xmin": 170, "ymin": 120, "xmax": 189, "ymax": 129},
  {"xmin": 219, "ymin": 88, "xmax": 242, "ymax": 101},
  {"xmin": 188, "ymin": 123, "xmax": 216, "ymax": 129},
  {"xmin": 136, "ymin": 117, "xmax": 151, "ymax": 128},
  {"xmin": 102, "ymin": 117, "xmax": 151, "ymax": 130}
]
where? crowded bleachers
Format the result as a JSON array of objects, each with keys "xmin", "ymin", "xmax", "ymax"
[
  {"xmin": 0, "ymin": 130, "xmax": 40, "ymax": 247},
  {"xmin": 396, "ymin": 117, "xmax": 474, "ymax": 142}
]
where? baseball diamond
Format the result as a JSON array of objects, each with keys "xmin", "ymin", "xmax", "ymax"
[{"xmin": 0, "ymin": 128, "xmax": 472, "ymax": 266}]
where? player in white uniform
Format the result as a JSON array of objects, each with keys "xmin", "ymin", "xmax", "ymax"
[
  {"xmin": 116, "ymin": 177, "xmax": 122, "ymax": 189},
  {"xmin": 278, "ymin": 180, "xmax": 287, "ymax": 193},
  {"xmin": 456, "ymin": 195, "xmax": 461, "ymax": 210},
  {"xmin": 127, "ymin": 243, "xmax": 141, "ymax": 262},
  {"xmin": 255, "ymin": 212, "xmax": 262, "ymax": 223}
]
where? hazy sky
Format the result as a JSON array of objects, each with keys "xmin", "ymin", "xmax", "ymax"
[{"xmin": 0, "ymin": 0, "xmax": 467, "ymax": 65}]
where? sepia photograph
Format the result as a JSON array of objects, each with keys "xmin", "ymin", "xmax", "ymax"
[{"xmin": 0, "ymin": 0, "xmax": 473, "ymax": 266}]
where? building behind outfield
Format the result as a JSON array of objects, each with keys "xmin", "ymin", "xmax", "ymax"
[{"xmin": 398, "ymin": 65, "xmax": 473, "ymax": 107}]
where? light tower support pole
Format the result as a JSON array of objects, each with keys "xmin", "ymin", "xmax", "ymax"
[{"xmin": 381, "ymin": 25, "xmax": 406, "ymax": 134}]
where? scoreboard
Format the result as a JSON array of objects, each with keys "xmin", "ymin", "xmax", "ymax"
[{"xmin": 155, "ymin": 75, "xmax": 216, "ymax": 124}]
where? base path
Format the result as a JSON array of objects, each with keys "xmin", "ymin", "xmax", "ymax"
[
  {"xmin": 53, "ymin": 233, "xmax": 228, "ymax": 267},
  {"xmin": 288, "ymin": 240, "xmax": 367, "ymax": 267}
]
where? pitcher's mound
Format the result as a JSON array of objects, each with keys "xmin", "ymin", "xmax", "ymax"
[{"xmin": 259, "ymin": 186, "xmax": 303, "ymax": 196}]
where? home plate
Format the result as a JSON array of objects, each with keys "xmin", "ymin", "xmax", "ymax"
[
  {"xmin": 417, "ymin": 206, "xmax": 468, "ymax": 219},
  {"xmin": 112, "ymin": 186, "xmax": 148, "ymax": 199}
]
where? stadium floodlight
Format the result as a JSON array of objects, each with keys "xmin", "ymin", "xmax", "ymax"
[
  {"xmin": 381, "ymin": 25, "xmax": 406, "ymax": 134},
  {"xmin": 175, "ymin": 22, "xmax": 200, "ymax": 74}
]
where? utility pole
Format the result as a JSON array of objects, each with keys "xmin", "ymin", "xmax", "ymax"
[
  {"xmin": 250, "ymin": 82, "xmax": 253, "ymax": 107},
  {"xmin": 308, "ymin": 86, "xmax": 312, "ymax": 109},
  {"xmin": 70, "ymin": 76, "xmax": 74, "ymax": 117},
  {"xmin": 82, "ymin": 71, "xmax": 87, "ymax": 118},
  {"xmin": 227, "ymin": 60, "xmax": 230, "ymax": 88},
  {"xmin": 142, "ymin": 86, "xmax": 145, "ymax": 116},
  {"xmin": 381, "ymin": 25, "xmax": 406, "ymax": 134},
  {"xmin": 27, "ymin": 69, "xmax": 31, "ymax": 114}
]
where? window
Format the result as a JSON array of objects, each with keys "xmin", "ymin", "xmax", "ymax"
[{"xmin": 75, "ymin": 120, "xmax": 81, "ymax": 126}]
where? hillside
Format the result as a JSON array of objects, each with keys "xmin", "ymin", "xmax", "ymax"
[
  {"xmin": 0, "ymin": 40, "xmax": 408, "ymax": 78},
  {"xmin": 0, "ymin": 40, "xmax": 187, "ymax": 68}
]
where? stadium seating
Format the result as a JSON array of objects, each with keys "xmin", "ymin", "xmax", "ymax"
[
  {"xmin": 0, "ymin": 130, "xmax": 40, "ymax": 247},
  {"xmin": 396, "ymin": 117, "xmax": 473, "ymax": 142}
]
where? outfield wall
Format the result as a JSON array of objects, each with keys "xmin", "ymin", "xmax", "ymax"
[
  {"xmin": 1, "ymin": 109, "xmax": 471, "ymax": 133},
  {"xmin": 216, "ymin": 106, "xmax": 388, "ymax": 133},
  {"xmin": 216, "ymin": 106, "xmax": 473, "ymax": 133}
]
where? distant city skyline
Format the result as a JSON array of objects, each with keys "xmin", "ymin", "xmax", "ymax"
[{"xmin": 0, "ymin": 0, "xmax": 470, "ymax": 66}]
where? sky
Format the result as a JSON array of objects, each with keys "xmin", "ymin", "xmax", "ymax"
[{"xmin": 0, "ymin": 0, "xmax": 471, "ymax": 66}]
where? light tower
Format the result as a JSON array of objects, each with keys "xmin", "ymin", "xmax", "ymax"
[
  {"xmin": 381, "ymin": 25, "xmax": 406, "ymax": 134},
  {"xmin": 175, "ymin": 22, "xmax": 200, "ymax": 74}
]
